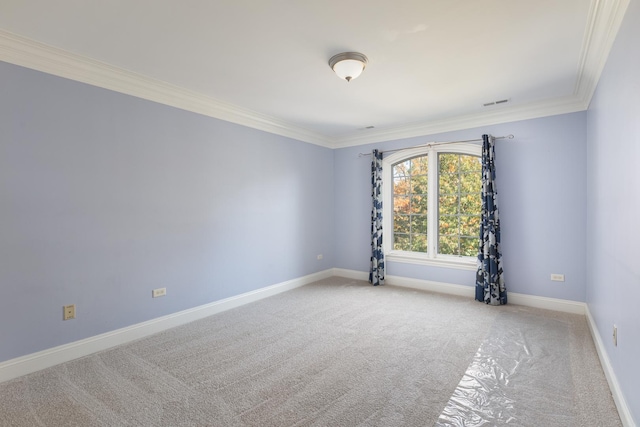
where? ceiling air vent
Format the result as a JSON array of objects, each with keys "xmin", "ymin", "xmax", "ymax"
[{"xmin": 482, "ymin": 98, "xmax": 510, "ymax": 107}]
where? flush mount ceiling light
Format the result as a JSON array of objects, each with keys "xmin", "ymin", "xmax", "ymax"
[{"xmin": 329, "ymin": 52, "xmax": 368, "ymax": 82}]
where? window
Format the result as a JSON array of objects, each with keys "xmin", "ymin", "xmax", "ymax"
[{"xmin": 382, "ymin": 143, "xmax": 482, "ymax": 270}]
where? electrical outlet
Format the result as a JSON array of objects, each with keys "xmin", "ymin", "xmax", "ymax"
[
  {"xmin": 63, "ymin": 304, "xmax": 76, "ymax": 320},
  {"xmin": 317, "ymin": 254, "xmax": 323, "ymax": 260},
  {"xmin": 613, "ymin": 325, "xmax": 618, "ymax": 347},
  {"xmin": 550, "ymin": 274, "xmax": 565, "ymax": 282},
  {"xmin": 152, "ymin": 288, "xmax": 167, "ymax": 298}
]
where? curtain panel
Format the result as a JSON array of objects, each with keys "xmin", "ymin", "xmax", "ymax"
[
  {"xmin": 369, "ymin": 149, "xmax": 385, "ymax": 286},
  {"xmin": 475, "ymin": 135, "xmax": 507, "ymax": 305}
]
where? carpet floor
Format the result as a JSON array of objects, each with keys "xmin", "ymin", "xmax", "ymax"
[{"xmin": 0, "ymin": 277, "xmax": 621, "ymax": 426}]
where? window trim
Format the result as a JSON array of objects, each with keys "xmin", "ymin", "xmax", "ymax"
[{"xmin": 382, "ymin": 142, "xmax": 481, "ymax": 270}]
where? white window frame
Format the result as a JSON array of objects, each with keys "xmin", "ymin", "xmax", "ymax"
[{"xmin": 382, "ymin": 142, "xmax": 481, "ymax": 271}]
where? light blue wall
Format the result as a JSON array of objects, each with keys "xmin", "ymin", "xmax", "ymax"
[
  {"xmin": 4, "ymin": 21, "xmax": 636, "ymax": 424},
  {"xmin": 334, "ymin": 113, "xmax": 587, "ymax": 301},
  {"xmin": 0, "ymin": 62, "xmax": 334, "ymax": 363},
  {"xmin": 586, "ymin": 0, "xmax": 640, "ymax": 423}
]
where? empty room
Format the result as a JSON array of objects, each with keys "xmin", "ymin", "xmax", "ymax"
[{"xmin": 0, "ymin": 1, "xmax": 638, "ymax": 426}]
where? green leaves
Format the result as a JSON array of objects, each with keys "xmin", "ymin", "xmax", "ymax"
[
  {"xmin": 437, "ymin": 153, "xmax": 481, "ymax": 257},
  {"xmin": 460, "ymin": 193, "xmax": 481, "ymax": 214},
  {"xmin": 439, "ymin": 194, "xmax": 459, "ymax": 215}
]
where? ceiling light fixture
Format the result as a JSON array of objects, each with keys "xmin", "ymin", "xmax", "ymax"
[{"xmin": 329, "ymin": 52, "xmax": 368, "ymax": 82}]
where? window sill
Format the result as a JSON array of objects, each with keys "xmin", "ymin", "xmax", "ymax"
[{"xmin": 385, "ymin": 251, "xmax": 477, "ymax": 271}]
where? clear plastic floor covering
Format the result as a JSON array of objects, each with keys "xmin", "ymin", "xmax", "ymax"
[{"xmin": 436, "ymin": 311, "xmax": 576, "ymax": 426}]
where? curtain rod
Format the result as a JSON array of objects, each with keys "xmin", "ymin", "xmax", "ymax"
[{"xmin": 357, "ymin": 134, "xmax": 514, "ymax": 157}]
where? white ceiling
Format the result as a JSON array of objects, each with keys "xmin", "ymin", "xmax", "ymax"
[{"xmin": 0, "ymin": 0, "xmax": 629, "ymax": 147}]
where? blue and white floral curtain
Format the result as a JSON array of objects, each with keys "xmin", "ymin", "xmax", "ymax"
[
  {"xmin": 369, "ymin": 149, "xmax": 385, "ymax": 286},
  {"xmin": 476, "ymin": 135, "xmax": 507, "ymax": 305}
]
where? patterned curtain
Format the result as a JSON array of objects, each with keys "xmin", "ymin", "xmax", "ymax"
[
  {"xmin": 475, "ymin": 135, "xmax": 507, "ymax": 305},
  {"xmin": 369, "ymin": 149, "xmax": 385, "ymax": 286}
]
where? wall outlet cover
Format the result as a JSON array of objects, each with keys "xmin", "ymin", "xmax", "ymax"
[
  {"xmin": 152, "ymin": 288, "xmax": 167, "ymax": 298},
  {"xmin": 63, "ymin": 304, "xmax": 76, "ymax": 320}
]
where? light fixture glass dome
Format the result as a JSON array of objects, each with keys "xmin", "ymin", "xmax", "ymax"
[{"xmin": 329, "ymin": 52, "xmax": 368, "ymax": 82}]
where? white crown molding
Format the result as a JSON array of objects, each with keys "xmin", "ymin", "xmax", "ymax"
[
  {"xmin": 0, "ymin": 269, "xmax": 334, "ymax": 384},
  {"xmin": 0, "ymin": 29, "xmax": 332, "ymax": 148},
  {"xmin": 0, "ymin": 0, "xmax": 629, "ymax": 150},
  {"xmin": 574, "ymin": 0, "xmax": 630, "ymax": 106},
  {"xmin": 330, "ymin": 96, "xmax": 588, "ymax": 148}
]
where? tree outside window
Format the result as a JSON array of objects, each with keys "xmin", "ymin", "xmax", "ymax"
[{"xmin": 383, "ymin": 143, "xmax": 481, "ymax": 269}]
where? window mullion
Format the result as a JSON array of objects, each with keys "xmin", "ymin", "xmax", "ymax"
[{"xmin": 427, "ymin": 149, "xmax": 438, "ymax": 259}]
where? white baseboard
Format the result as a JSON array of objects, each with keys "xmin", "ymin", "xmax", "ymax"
[
  {"xmin": 0, "ymin": 269, "xmax": 333, "ymax": 384},
  {"xmin": 585, "ymin": 306, "xmax": 636, "ymax": 427},
  {"xmin": 332, "ymin": 268, "xmax": 585, "ymax": 314},
  {"xmin": 386, "ymin": 274, "xmax": 476, "ymax": 298},
  {"xmin": 331, "ymin": 268, "xmax": 369, "ymax": 281},
  {"xmin": 332, "ymin": 268, "xmax": 474, "ymax": 299},
  {"xmin": 331, "ymin": 269, "xmax": 474, "ymax": 299},
  {"xmin": 507, "ymin": 292, "xmax": 585, "ymax": 314}
]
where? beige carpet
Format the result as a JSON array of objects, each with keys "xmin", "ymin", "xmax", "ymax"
[{"xmin": 0, "ymin": 277, "xmax": 621, "ymax": 426}]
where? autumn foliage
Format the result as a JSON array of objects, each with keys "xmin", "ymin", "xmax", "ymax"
[{"xmin": 393, "ymin": 153, "xmax": 482, "ymax": 256}]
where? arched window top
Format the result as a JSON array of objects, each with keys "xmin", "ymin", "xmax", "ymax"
[{"xmin": 383, "ymin": 142, "xmax": 480, "ymax": 164}]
